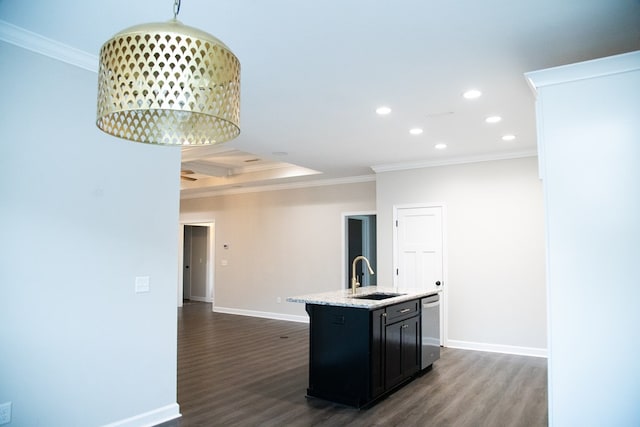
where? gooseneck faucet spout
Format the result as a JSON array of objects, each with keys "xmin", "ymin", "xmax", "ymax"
[{"xmin": 351, "ymin": 255, "xmax": 375, "ymax": 294}]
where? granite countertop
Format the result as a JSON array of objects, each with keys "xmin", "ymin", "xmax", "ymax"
[{"xmin": 286, "ymin": 286, "xmax": 439, "ymax": 310}]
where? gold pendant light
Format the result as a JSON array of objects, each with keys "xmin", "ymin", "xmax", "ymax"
[{"xmin": 96, "ymin": 0, "xmax": 240, "ymax": 145}]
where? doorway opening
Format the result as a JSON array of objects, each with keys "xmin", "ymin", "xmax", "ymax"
[
  {"xmin": 183, "ymin": 225, "xmax": 208, "ymax": 302},
  {"xmin": 343, "ymin": 212, "xmax": 377, "ymax": 289},
  {"xmin": 178, "ymin": 222, "xmax": 215, "ymax": 308}
]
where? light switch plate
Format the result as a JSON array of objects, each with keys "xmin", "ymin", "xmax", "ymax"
[
  {"xmin": 0, "ymin": 402, "xmax": 11, "ymax": 425},
  {"xmin": 135, "ymin": 276, "xmax": 150, "ymax": 293}
]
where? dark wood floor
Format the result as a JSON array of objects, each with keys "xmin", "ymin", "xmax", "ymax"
[{"xmin": 160, "ymin": 301, "xmax": 547, "ymax": 427}]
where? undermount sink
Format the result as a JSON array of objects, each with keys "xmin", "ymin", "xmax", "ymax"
[{"xmin": 350, "ymin": 292, "xmax": 405, "ymax": 300}]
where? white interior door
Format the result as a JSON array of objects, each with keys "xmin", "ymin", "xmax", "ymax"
[
  {"xmin": 394, "ymin": 205, "xmax": 445, "ymax": 343},
  {"xmin": 395, "ymin": 206, "xmax": 443, "ymax": 293}
]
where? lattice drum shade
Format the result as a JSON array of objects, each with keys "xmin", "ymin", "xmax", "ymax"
[{"xmin": 96, "ymin": 20, "xmax": 240, "ymax": 145}]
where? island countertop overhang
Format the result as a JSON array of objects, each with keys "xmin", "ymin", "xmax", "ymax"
[{"xmin": 286, "ymin": 286, "xmax": 439, "ymax": 310}]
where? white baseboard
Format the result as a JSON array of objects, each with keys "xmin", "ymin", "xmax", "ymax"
[
  {"xmin": 103, "ymin": 403, "xmax": 180, "ymax": 427},
  {"xmin": 208, "ymin": 308, "xmax": 546, "ymax": 358},
  {"xmin": 213, "ymin": 306, "xmax": 309, "ymax": 323},
  {"xmin": 447, "ymin": 339, "xmax": 547, "ymax": 358}
]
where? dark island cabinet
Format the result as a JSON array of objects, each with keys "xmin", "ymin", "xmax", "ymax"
[
  {"xmin": 383, "ymin": 299, "xmax": 421, "ymax": 390},
  {"xmin": 384, "ymin": 314, "xmax": 420, "ymax": 389},
  {"xmin": 305, "ymin": 299, "xmax": 421, "ymax": 408}
]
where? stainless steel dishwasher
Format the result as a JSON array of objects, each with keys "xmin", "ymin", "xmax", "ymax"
[{"xmin": 421, "ymin": 293, "xmax": 440, "ymax": 369}]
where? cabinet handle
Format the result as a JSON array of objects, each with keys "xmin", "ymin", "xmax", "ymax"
[
  {"xmin": 382, "ymin": 313, "xmax": 387, "ymax": 317},
  {"xmin": 399, "ymin": 308, "xmax": 411, "ymax": 313},
  {"xmin": 402, "ymin": 324, "xmax": 409, "ymax": 329}
]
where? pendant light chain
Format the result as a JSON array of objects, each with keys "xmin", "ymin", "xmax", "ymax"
[{"xmin": 173, "ymin": 0, "xmax": 181, "ymax": 19}]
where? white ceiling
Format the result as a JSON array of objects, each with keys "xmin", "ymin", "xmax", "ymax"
[{"xmin": 2, "ymin": 0, "xmax": 639, "ymax": 196}]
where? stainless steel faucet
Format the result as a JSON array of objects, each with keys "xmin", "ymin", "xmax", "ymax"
[{"xmin": 351, "ymin": 255, "xmax": 375, "ymax": 293}]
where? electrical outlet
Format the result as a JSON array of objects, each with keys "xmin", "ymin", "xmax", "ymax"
[
  {"xmin": 0, "ymin": 402, "xmax": 12, "ymax": 425},
  {"xmin": 276, "ymin": 297, "xmax": 282, "ymax": 304}
]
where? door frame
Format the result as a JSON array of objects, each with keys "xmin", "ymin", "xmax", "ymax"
[
  {"xmin": 342, "ymin": 210, "xmax": 376, "ymax": 290},
  {"xmin": 393, "ymin": 203, "xmax": 448, "ymax": 347},
  {"xmin": 178, "ymin": 220, "xmax": 215, "ymax": 308}
]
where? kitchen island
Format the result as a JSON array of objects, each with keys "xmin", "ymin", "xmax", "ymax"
[{"xmin": 287, "ymin": 286, "xmax": 438, "ymax": 408}]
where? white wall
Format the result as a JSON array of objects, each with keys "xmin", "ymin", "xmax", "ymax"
[
  {"xmin": 0, "ymin": 43, "xmax": 181, "ymax": 426},
  {"xmin": 180, "ymin": 181, "xmax": 376, "ymax": 320},
  {"xmin": 180, "ymin": 160, "xmax": 547, "ymax": 354},
  {"xmin": 376, "ymin": 157, "xmax": 547, "ymax": 354},
  {"xmin": 528, "ymin": 51, "xmax": 640, "ymax": 426}
]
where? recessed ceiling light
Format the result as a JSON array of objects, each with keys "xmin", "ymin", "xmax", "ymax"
[
  {"xmin": 502, "ymin": 134, "xmax": 516, "ymax": 141},
  {"xmin": 485, "ymin": 115, "xmax": 502, "ymax": 123},
  {"xmin": 463, "ymin": 89, "xmax": 482, "ymax": 99},
  {"xmin": 376, "ymin": 106, "xmax": 392, "ymax": 115},
  {"xmin": 409, "ymin": 128, "xmax": 423, "ymax": 135},
  {"xmin": 435, "ymin": 143, "xmax": 447, "ymax": 150}
]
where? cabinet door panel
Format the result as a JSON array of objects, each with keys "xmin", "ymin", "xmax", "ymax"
[
  {"xmin": 385, "ymin": 316, "xmax": 421, "ymax": 390},
  {"xmin": 401, "ymin": 317, "xmax": 420, "ymax": 376},
  {"xmin": 385, "ymin": 322, "xmax": 404, "ymax": 388}
]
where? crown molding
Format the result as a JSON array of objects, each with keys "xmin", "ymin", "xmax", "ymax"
[
  {"xmin": 371, "ymin": 149, "xmax": 538, "ymax": 173},
  {"xmin": 0, "ymin": 19, "xmax": 98, "ymax": 72},
  {"xmin": 180, "ymin": 174, "xmax": 376, "ymax": 199},
  {"xmin": 526, "ymin": 50, "xmax": 640, "ymax": 92}
]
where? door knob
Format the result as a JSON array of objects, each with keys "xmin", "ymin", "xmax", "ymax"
[{"xmin": 435, "ymin": 281, "xmax": 441, "ymax": 286}]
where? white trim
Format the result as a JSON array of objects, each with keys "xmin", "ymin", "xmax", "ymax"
[
  {"xmin": 102, "ymin": 403, "xmax": 180, "ymax": 427},
  {"xmin": 341, "ymin": 210, "xmax": 378, "ymax": 219},
  {"xmin": 341, "ymin": 210, "xmax": 377, "ymax": 290},
  {"xmin": 0, "ymin": 19, "xmax": 98, "ymax": 72},
  {"xmin": 213, "ymin": 306, "xmax": 309, "ymax": 324},
  {"xmin": 177, "ymin": 225, "xmax": 184, "ymax": 308},
  {"xmin": 447, "ymin": 339, "xmax": 548, "ymax": 358},
  {"xmin": 232, "ymin": 161, "xmax": 307, "ymax": 175},
  {"xmin": 180, "ymin": 174, "xmax": 376, "ymax": 199},
  {"xmin": 440, "ymin": 205, "xmax": 449, "ymax": 347},
  {"xmin": 178, "ymin": 220, "xmax": 216, "ymax": 308},
  {"xmin": 534, "ymin": 95, "xmax": 547, "ymax": 181},
  {"xmin": 180, "ymin": 213, "xmax": 217, "ymax": 224},
  {"xmin": 525, "ymin": 50, "xmax": 640, "ymax": 90},
  {"xmin": 371, "ymin": 150, "xmax": 537, "ymax": 173}
]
